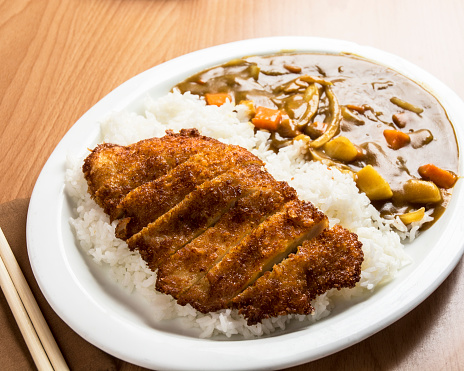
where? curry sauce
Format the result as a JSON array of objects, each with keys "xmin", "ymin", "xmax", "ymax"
[{"xmin": 174, "ymin": 53, "xmax": 459, "ymax": 228}]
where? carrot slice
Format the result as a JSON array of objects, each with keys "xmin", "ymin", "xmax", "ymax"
[
  {"xmin": 251, "ymin": 106, "xmax": 282, "ymax": 131},
  {"xmin": 383, "ymin": 129, "xmax": 410, "ymax": 150},
  {"xmin": 418, "ymin": 164, "xmax": 458, "ymax": 189},
  {"xmin": 346, "ymin": 104, "xmax": 366, "ymax": 114},
  {"xmin": 205, "ymin": 93, "xmax": 232, "ymax": 106},
  {"xmin": 283, "ymin": 64, "xmax": 302, "ymax": 73}
]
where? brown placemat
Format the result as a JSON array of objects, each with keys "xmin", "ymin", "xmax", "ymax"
[{"xmin": 0, "ymin": 198, "xmax": 120, "ymax": 371}]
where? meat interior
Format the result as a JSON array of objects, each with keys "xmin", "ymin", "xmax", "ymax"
[{"xmin": 83, "ymin": 128, "xmax": 364, "ymax": 324}]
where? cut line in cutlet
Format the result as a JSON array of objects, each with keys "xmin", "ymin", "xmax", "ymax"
[
  {"xmin": 113, "ymin": 144, "xmax": 264, "ymax": 239},
  {"xmin": 155, "ymin": 181, "xmax": 298, "ymax": 298},
  {"xmin": 82, "ymin": 128, "xmax": 227, "ymax": 215},
  {"xmin": 232, "ymin": 225, "xmax": 364, "ymax": 325},
  {"xmin": 177, "ymin": 198, "xmax": 329, "ymax": 313},
  {"xmin": 126, "ymin": 163, "xmax": 281, "ymax": 271},
  {"xmin": 82, "ymin": 130, "xmax": 366, "ymax": 324}
]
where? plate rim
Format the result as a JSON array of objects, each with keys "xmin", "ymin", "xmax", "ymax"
[{"xmin": 26, "ymin": 36, "xmax": 464, "ymax": 370}]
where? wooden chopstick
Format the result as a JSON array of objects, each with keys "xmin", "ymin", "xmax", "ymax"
[
  {"xmin": 0, "ymin": 255, "xmax": 53, "ymax": 370},
  {"xmin": 0, "ymin": 227, "xmax": 69, "ymax": 371}
]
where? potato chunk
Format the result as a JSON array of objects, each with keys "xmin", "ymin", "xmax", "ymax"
[
  {"xmin": 323, "ymin": 136, "xmax": 359, "ymax": 162},
  {"xmin": 356, "ymin": 165, "xmax": 393, "ymax": 200},
  {"xmin": 398, "ymin": 207, "xmax": 425, "ymax": 224},
  {"xmin": 403, "ymin": 179, "xmax": 442, "ymax": 204}
]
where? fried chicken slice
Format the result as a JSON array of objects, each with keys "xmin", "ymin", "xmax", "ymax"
[
  {"xmin": 156, "ymin": 182, "xmax": 297, "ymax": 298},
  {"xmin": 83, "ymin": 130, "xmax": 365, "ymax": 325},
  {"xmin": 177, "ymin": 199, "xmax": 328, "ymax": 313},
  {"xmin": 232, "ymin": 225, "xmax": 364, "ymax": 325},
  {"xmin": 113, "ymin": 144, "xmax": 263, "ymax": 239},
  {"xmin": 127, "ymin": 164, "xmax": 280, "ymax": 270},
  {"xmin": 83, "ymin": 128, "xmax": 226, "ymax": 215}
]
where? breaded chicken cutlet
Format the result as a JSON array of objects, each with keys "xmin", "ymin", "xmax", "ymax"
[
  {"xmin": 83, "ymin": 128, "xmax": 364, "ymax": 324},
  {"xmin": 83, "ymin": 128, "xmax": 232, "ymax": 216}
]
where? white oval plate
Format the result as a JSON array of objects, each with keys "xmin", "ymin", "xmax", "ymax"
[{"xmin": 27, "ymin": 37, "xmax": 464, "ymax": 370}]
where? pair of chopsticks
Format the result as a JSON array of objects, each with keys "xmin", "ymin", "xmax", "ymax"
[{"xmin": 0, "ymin": 228, "xmax": 69, "ymax": 370}]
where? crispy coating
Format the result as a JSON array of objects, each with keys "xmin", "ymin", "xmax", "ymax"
[
  {"xmin": 178, "ymin": 199, "xmax": 328, "ymax": 313},
  {"xmin": 156, "ymin": 183, "xmax": 297, "ymax": 298},
  {"xmin": 83, "ymin": 129, "xmax": 225, "ymax": 215},
  {"xmin": 232, "ymin": 225, "xmax": 364, "ymax": 325},
  {"xmin": 114, "ymin": 144, "xmax": 263, "ymax": 239},
  {"xmin": 83, "ymin": 130, "xmax": 364, "ymax": 324},
  {"xmin": 127, "ymin": 164, "xmax": 279, "ymax": 270}
]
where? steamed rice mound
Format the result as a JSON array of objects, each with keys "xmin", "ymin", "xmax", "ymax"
[{"xmin": 65, "ymin": 91, "xmax": 411, "ymax": 339}]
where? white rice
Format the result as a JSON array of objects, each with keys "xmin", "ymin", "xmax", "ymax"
[{"xmin": 65, "ymin": 91, "xmax": 415, "ymax": 339}]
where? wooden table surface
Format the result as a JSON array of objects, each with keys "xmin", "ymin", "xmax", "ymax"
[{"xmin": 1, "ymin": 0, "xmax": 464, "ymax": 370}]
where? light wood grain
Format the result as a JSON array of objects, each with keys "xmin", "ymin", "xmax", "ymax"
[{"xmin": 1, "ymin": 0, "xmax": 463, "ymax": 370}]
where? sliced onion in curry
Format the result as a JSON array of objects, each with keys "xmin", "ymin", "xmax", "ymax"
[
  {"xmin": 173, "ymin": 53, "xmax": 459, "ymax": 231},
  {"xmin": 309, "ymin": 86, "xmax": 341, "ymax": 148}
]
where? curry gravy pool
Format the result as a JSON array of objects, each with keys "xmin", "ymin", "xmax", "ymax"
[{"xmin": 174, "ymin": 53, "xmax": 459, "ymax": 230}]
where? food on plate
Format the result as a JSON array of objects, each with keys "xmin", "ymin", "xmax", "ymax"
[
  {"xmin": 233, "ymin": 225, "xmax": 363, "ymax": 325},
  {"xmin": 88, "ymin": 130, "xmax": 264, "ymax": 239},
  {"xmin": 251, "ymin": 106, "xmax": 283, "ymax": 130},
  {"xmin": 355, "ymin": 165, "xmax": 393, "ymax": 201},
  {"xmin": 82, "ymin": 129, "xmax": 364, "ymax": 324},
  {"xmin": 67, "ymin": 53, "xmax": 453, "ymax": 337},
  {"xmin": 174, "ymin": 53, "xmax": 459, "ymax": 230},
  {"xmin": 83, "ymin": 129, "xmax": 226, "ymax": 216},
  {"xmin": 418, "ymin": 163, "xmax": 458, "ymax": 189},
  {"xmin": 175, "ymin": 198, "xmax": 329, "ymax": 316}
]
